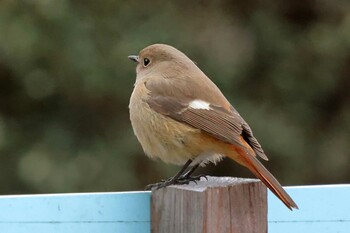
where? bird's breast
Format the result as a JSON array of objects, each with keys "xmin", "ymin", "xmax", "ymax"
[{"xmin": 129, "ymin": 82, "xmax": 217, "ymax": 165}]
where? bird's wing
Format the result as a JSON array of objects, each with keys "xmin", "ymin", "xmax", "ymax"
[{"xmin": 145, "ymin": 81, "xmax": 268, "ymax": 161}]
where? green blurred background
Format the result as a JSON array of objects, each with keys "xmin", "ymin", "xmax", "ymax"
[{"xmin": 0, "ymin": 0, "xmax": 349, "ymax": 194}]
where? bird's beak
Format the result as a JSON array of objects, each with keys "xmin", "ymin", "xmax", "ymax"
[{"xmin": 128, "ymin": 55, "xmax": 139, "ymax": 63}]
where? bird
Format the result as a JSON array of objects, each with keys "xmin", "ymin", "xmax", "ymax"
[{"xmin": 128, "ymin": 44, "xmax": 298, "ymax": 210}]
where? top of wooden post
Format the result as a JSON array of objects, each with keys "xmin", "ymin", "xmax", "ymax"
[
  {"xmin": 168, "ymin": 176, "xmax": 260, "ymax": 191},
  {"xmin": 151, "ymin": 176, "xmax": 267, "ymax": 233}
]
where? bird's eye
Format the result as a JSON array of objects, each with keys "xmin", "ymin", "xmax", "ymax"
[{"xmin": 143, "ymin": 58, "xmax": 150, "ymax": 67}]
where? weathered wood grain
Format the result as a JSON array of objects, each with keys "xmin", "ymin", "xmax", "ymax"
[{"xmin": 151, "ymin": 177, "xmax": 267, "ymax": 233}]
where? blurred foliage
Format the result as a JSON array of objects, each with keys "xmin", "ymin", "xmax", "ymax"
[{"xmin": 0, "ymin": 0, "xmax": 349, "ymax": 194}]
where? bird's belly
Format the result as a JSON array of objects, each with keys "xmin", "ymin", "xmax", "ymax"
[
  {"xmin": 130, "ymin": 104, "xmax": 196, "ymax": 164},
  {"xmin": 129, "ymin": 84, "xmax": 227, "ymax": 165},
  {"xmin": 129, "ymin": 90, "xmax": 210, "ymax": 164}
]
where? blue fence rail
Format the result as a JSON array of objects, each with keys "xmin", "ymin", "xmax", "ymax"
[{"xmin": 0, "ymin": 184, "xmax": 349, "ymax": 233}]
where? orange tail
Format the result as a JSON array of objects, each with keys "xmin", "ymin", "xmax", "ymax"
[{"xmin": 231, "ymin": 147, "xmax": 298, "ymax": 210}]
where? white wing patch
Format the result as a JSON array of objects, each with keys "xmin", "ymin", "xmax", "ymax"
[{"xmin": 189, "ymin": 100, "xmax": 211, "ymax": 110}]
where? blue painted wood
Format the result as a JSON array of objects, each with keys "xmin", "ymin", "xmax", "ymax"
[
  {"xmin": 0, "ymin": 184, "xmax": 349, "ymax": 232},
  {"xmin": 0, "ymin": 191, "xmax": 151, "ymax": 233},
  {"xmin": 0, "ymin": 223, "xmax": 151, "ymax": 233},
  {"xmin": 268, "ymin": 184, "xmax": 350, "ymax": 233}
]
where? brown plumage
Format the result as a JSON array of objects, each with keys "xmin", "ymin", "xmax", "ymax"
[{"xmin": 129, "ymin": 44, "xmax": 298, "ymax": 210}]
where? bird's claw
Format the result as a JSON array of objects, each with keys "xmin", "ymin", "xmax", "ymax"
[
  {"xmin": 145, "ymin": 174, "xmax": 207, "ymax": 190},
  {"xmin": 145, "ymin": 176, "xmax": 176, "ymax": 190}
]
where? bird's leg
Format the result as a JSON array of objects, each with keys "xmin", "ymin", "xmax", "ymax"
[
  {"xmin": 177, "ymin": 163, "xmax": 207, "ymax": 184},
  {"xmin": 145, "ymin": 159, "xmax": 193, "ymax": 190}
]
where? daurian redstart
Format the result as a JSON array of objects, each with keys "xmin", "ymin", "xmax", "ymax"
[{"xmin": 128, "ymin": 44, "xmax": 298, "ymax": 210}]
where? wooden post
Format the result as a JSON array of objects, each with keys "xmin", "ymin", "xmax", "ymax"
[{"xmin": 151, "ymin": 176, "xmax": 267, "ymax": 233}]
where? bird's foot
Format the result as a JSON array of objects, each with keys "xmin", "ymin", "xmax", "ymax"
[
  {"xmin": 144, "ymin": 176, "xmax": 177, "ymax": 190},
  {"xmin": 145, "ymin": 174, "xmax": 207, "ymax": 191},
  {"xmin": 178, "ymin": 173, "xmax": 208, "ymax": 184}
]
